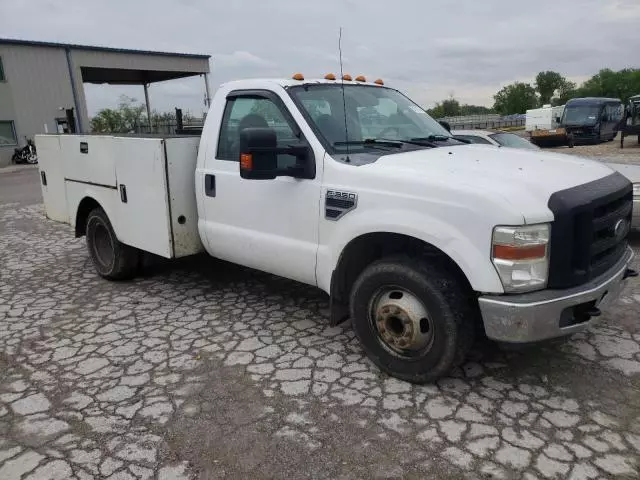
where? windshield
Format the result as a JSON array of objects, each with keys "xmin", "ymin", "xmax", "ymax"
[
  {"xmin": 288, "ymin": 84, "xmax": 452, "ymax": 153},
  {"xmin": 562, "ymin": 105, "xmax": 601, "ymax": 125},
  {"xmin": 489, "ymin": 132, "xmax": 539, "ymax": 150}
]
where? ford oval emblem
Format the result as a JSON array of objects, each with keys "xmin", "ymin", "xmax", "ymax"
[{"xmin": 614, "ymin": 219, "xmax": 630, "ymax": 241}]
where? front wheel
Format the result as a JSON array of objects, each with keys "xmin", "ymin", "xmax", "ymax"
[
  {"xmin": 350, "ymin": 256, "xmax": 476, "ymax": 383},
  {"xmin": 86, "ymin": 208, "xmax": 139, "ymax": 280}
]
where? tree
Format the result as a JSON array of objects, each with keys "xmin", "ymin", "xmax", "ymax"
[
  {"xmin": 535, "ymin": 71, "xmax": 566, "ymax": 105},
  {"xmin": 90, "ymin": 108, "xmax": 125, "ymax": 133},
  {"xmin": 427, "ymin": 96, "xmax": 493, "ymax": 118},
  {"xmin": 91, "ymin": 96, "xmax": 197, "ymax": 133},
  {"xmin": 493, "ymin": 82, "xmax": 538, "ymax": 115},
  {"xmin": 576, "ymin": 68, "xmax": 640, "ymax": 102},
  {"xmin": 459, "ymin": 104, "xmax": 494, "ymax": 115},
  {"xmin": 91, "ymin": 95, "xmax": 146, "ymax": 133},
  {"xmin": 552, "ymin": 80, "xmax": 577, "ymax": 106}
]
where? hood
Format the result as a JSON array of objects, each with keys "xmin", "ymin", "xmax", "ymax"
[
  {"xmin": 368, "ymin": 144, "xmax": 615, "ymax": 224},
  {"xmin": 605, "ymin": 162, "xmax": 640, "ymax": 184}
]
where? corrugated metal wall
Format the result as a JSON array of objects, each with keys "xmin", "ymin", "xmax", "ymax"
[{"xmin": 0, "ymin": 45, "xmax": 75, "ymax": 166}]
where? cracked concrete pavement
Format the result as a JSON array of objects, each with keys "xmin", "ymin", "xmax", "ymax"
[{"xmin": 1, "ymin": 168, "xmax": 640, "ymax": 479}]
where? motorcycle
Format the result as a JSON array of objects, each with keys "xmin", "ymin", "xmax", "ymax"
[{"xmin": 12, "ymin": 138, "xmax": 38, "ymax": 165}]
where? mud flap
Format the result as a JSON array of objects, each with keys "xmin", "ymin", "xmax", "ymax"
[
  {"xmin": 329, "ymin": 271, "xmax": 350, "ymax": 326},
  {"xmin": 329, "ymin": 295, "xmax": 350, "ymax": 326}
]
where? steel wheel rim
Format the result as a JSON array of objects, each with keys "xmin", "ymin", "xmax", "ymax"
[
  {"xmin": 368, "ymin": 286, "xmax": 435, "ymax": 358},
  {"xmin": 93, "ymin": 222, "xmax": 114, "ymax": 269}
]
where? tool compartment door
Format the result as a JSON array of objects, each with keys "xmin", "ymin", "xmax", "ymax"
[
  {"xmin": 165, "ymin": 137, "xmax": 204, "ymax": 258},
  {"xmin": 112, "ymin": 137, "xmax": 173, "ymax": 258},
  {"xmin": 35, "ymin": 135, "xmax": 69, "ymax": 223}
]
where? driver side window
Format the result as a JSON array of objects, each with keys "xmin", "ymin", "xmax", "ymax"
[{"xmin": 217, "ymin": 96, "xmax": 299, "ymax": 168}]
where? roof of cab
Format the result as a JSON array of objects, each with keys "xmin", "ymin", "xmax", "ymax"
[{"xmin": 219, "ymin": 78, "xmax": 386, "ymax": 90}]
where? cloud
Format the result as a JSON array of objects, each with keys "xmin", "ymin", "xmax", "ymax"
[
  {"xmin": 601, "ymin": 0, "xmax": 640, "ymax": 21},
  {"xmin": 214, "ymin": 51, "xmax": 276, "ymax": 68},
  {"xmin": 1, "ymin": 0, "xmax": 638, "ymax": 113}
]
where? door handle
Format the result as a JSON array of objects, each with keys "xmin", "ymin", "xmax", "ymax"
[{"xmin": 205, "ymin": 174, "xmax": 216, "ymax": 197}]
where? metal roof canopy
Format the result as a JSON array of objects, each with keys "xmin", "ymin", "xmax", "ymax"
[
  {"xmin": 0, "ymin": 38, "xmax": 212, "ymax": 133},
  {"xmin": 0, "ymin": 38, "xmax": 210, "ymax": 85},
  {"xmin": 0, "ymin": 38, "xmax": 209, "ymax": 59},
  {"xmin": 81, "ymin": 66, "xmax": 201, "ymax": 85}
]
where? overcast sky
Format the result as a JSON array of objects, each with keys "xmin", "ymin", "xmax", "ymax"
[{"xmin": 1, "ymin": 0, "xmax": 639, "ymax": 117}]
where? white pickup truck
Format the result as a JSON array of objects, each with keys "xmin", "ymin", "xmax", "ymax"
[{"xmin": 36, "ymin": 75, "xmax": 638, "ymax": 383}]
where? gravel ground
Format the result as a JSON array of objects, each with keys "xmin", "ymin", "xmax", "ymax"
[
  {"xmin": 1, "ymin": 168, "xmax": 640, "ymax": 480},
  {"xmin": 544, "ymin": 133, "xmax": 640, "ymax": 165}
]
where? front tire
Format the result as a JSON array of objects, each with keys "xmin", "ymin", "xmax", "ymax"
[
  {"xmin": 350, "ymin": 256, "xmax": 476, "ymax": 383},
  {"xmin": 86, "ymin": 208, "xmax": 139, "ymax": 280}
]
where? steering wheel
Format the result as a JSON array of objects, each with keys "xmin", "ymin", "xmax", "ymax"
[{"xmin": 377, "ymin": 126, "xmax": 400, "ymax": 138}]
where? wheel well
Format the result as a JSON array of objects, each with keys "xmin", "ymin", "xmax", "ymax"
[
  {"xmin": 331, "ymin": 233, "xmax": 474, "ymax": 306},
  {"xmin": 75, "ymin": 197, "xmax": 101, "ymax": 238}
]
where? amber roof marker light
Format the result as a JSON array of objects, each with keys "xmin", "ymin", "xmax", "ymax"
[
  {"xmin": 324, "ymin": 73, "xmax": 336, "ymax": 80},
  {"xmin": 292, "ymin": 73, "xmax": 304, "ymax": 81},
  {"xmin": 355, "ymin": 75, "xmax": 366, "ymax": 82}
]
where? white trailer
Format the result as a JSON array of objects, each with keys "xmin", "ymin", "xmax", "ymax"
[{"xmin": 525, "ymin": 105, "xmax": 565, "ymax": 132}]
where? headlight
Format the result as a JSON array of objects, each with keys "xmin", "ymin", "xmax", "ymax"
[
  {"xmin": 492, "ymin": 224, "xmax": 550, "ymax": 293},
  {"xmin": 633, "ymin": 183, "xmax": 640, "ymax": 197}
]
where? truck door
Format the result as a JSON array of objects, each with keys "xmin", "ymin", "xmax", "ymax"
[{"xmin": 200, "ymin": 91, "xmax": 321, "ymax": 286}]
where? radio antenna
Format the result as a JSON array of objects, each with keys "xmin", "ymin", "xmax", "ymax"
[{"xmin": 338, "ymin": 27, "xmax": 351, "ymax": 162}]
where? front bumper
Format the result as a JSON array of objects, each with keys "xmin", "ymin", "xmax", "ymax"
[
  {"xmin": 479, "ymin": 247, "xmax": 635, "ymax": 343},
  {"xmin": 565, "ymin": 128, "xmax": 599, "ymax": 144}
]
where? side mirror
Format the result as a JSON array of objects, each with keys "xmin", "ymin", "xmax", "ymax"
[
  {"xmin": 602, "ymin": 114, "xmax": 609, "ymax": 122},
  {"xmin": 239, "ymin": 127, "xmax": 313, "ymax": 180},
  {"xmin": 555, "ymin": 116, "xmax": 561, "ymax": 123}
]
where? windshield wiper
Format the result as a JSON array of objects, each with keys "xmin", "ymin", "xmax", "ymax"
[
  {"xmin": 411, "ymin": 135, "xmax": 454, "ymax": 142},
  {"xmin": 334, "ymin": 139, "xmax": 403, "ymax": 149}
]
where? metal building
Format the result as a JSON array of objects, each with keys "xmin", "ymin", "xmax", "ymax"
[{"xmin": 0, "ymin": 38, "xmax": 211, "ymax": 167}]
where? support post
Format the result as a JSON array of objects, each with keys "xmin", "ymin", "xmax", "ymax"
[
  {"xmin": 204, "ymin": 73, "xmax": 212, "ymax": 108},
  {"xmin": 64, "ymin": 48, "xmax": 83, "ymax": 132},
  {"xmin": 144, "ymin": 83, "xmax": 152, "ymax": 132}
]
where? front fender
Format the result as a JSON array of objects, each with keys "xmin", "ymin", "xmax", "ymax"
[{"xmin": 316, "ymin": 207, "xmax": 504, "ymax": 295}]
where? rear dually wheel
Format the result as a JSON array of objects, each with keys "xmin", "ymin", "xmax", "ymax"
[{"xmin": 86, "ymin": 207, "xmax": 139, "ymax": 280}]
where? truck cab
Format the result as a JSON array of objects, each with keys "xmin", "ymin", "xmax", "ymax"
[{"xmin": 37, "ymin": 75, "xmax": 637, "ymax": 383}]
